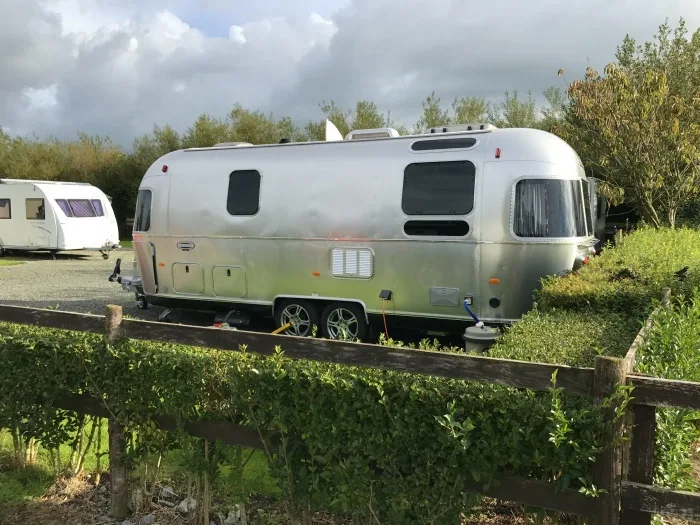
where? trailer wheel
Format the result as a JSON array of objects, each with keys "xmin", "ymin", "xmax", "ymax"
[
  {"xmin": 321, "ymin": 303, "xmax": 368, "ymax": 342},
  {"xmin": 275, "ymin": 299, "xmax": 320, "ymax": 337},
  {"xmin": 0, "ymin": 246, "xmax": 4, "ymax": 258}
]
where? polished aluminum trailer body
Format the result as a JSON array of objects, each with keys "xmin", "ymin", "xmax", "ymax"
[{"xmin": 124, "ymin": 125, "xmax": 596, "ymax": 337}]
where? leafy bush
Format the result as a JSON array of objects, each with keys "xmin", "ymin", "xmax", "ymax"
[
  {"xmin": 536, "ymin": 226, "xmax": 700, "ymax": 318},
  {"xmin": 0, "ymin": 323, "xmax": 613, "ymax": 524},
  {"xmin": 489, "ymin": 310, "xmax": 640, "ymax": 367}
]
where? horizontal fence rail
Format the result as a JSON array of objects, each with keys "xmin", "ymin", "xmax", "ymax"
[{"xmin": 0, "ymin": 303, "xmax": 595, "ymax": 396}]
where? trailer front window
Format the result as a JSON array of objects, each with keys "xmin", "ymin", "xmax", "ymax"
[
  {"xmin": 0, "ymin": 199, "xmax": 10, "ymax": 219},
  {"xmin": 26, "ymin": 198, "xmax": 45, "ymax": 221},
  {"xmin": 68, "ymin": 199, "xmax": 97, "ymax": 217},
  {"xmin": 134, "ymin": 189, "xmax": 152, "ymax": 232},
  {"xmin": 513, "ymin": 179, "xmax": 588, "ymax": 238}
]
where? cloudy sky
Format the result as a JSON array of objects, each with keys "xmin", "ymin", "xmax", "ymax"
[{"xmin": 2, "ymin": 0, "xmax": 699, "ymax": 147}]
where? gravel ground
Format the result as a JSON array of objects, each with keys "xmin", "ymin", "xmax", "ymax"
[{"xmin": 0, "ymin": 250, "xmax": 166, "ymax": 321}]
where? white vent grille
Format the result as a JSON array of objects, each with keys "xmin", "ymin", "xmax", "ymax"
[{"xmin": 330, "ymin": 248, "xmax": 373, "ymax": 278}]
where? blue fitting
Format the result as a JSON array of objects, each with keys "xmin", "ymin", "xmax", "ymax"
[{"xmin": 463, "ymin": 299, "xmax": 481, "ymax": 325}]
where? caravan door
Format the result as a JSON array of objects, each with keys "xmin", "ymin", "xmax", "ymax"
[{"xmin": 132, "ymin": 189, "xmax": 159, "ymax": 295}]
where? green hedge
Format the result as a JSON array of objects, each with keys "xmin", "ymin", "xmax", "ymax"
[
  {"xmin": 0, "ymin": 323, "xmax": 612, "ymax": 523},
  {"xmin": 489, "ymin": 227, "xmax": 700, "ymax": 491}
]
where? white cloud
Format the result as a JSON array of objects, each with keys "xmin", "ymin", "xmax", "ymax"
[{"xmin": 1, "ymin": 0, "xmax": 700, "ymax": 146}]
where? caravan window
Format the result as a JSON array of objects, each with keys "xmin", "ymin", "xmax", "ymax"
[
  {"xmin": 513, "ymin": 179, "xmax": 588, "ymax": 238},
  {"xmin": 402, "ymin": 161, "xmax": 475, "ymax": 215},
  {"xmin": 581, "ymin": 180, "xmax": 594, "ymax": 235},
  {"xmin": 91, "ymin": 200, "xmax": 105, "ymax": 216},
  {"xmin": 227, "ymin": 170, "xmax": 261, "ymax": 216},
  {"xmin": 26, "ymin": 198, "xmax": 45, "ymax": 220},
  {"xmin": 69, "ymin": 199, "xmax": 97, "ymax": 217},
  {"xmin": 56, "ymin": 200, "xmax": 73, "ymax": 217},
  {"xmin": 0, "ymin": 199, "xmax": 10, "ymax": 219},
  {"xmin": 133, "ymin": 189, "xmax": 152, "ymax": 232}
]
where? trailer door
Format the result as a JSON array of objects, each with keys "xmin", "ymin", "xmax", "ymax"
[{"xmin": 132, "ymin": 189, "xmax": 158, "ymax": 295}]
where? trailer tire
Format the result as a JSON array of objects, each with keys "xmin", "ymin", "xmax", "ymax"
[
  {"xmin": 0, "ymin": 246, "xmax": 4, "ymax": 258},
  {"xmin": 321, "ymin": 302, "xmax": 368, "ymax": 342},
  {"xmin": 275, "ymin": 299, "xmax": 320, "ymax": 337}
]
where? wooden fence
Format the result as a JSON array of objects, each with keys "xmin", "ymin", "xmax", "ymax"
[{"xmin": 0, "ymin": 289, "xmax": 699, "ymax": 524}]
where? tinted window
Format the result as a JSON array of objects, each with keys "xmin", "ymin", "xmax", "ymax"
[
  {"xmin": 404, "ymin": 220, "xmax": 469, "ymax": 236},
  {"xmin": 91, "ymin": 200, "xmax": 105, "ymax": 216},
  {"xmin": 0, "ymin": 199, "xmax": 10, "ymax": 219},
  {"xmin": 133, "ymin": 189, "xmax": 152, "ymax": 232},
  {"xmin": 56, "ymin": 199, "xmax": 73, "ymax": 217},
  {"xmin": 514, "ymin": 179, "xmax": 588, "ymax": 238},
  {"xmin": 411, "ymin": 138, "xmax": 477, "ymax": 151},
  {"xmin": 581, "ymin": 180, "xmax": 593, "ymax": 235},
  {"xmin": 26, "ymin": 198, "xmax": 45, "ymax": 220},
  {"xmin": 402, "ymin": 161, "xmax": 475, "ymax": 215},
  {"xmin": 227, "ymin": 170, "xmax": 261, "ymax": 216},
  {"xmin": 69, "ymin": 199, "xmax": 97, "ymax": 217}
]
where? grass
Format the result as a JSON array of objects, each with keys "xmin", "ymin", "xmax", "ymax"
[
  {"xmin": 0, "ymin": 421, "xmax": 281, "ymax": 509},
  {"xmin": 119, "ymin": 240, "xmax": 133, "ymax": 249},
  {"xmin": 0, "ymin": 260, "xmax": 21, "ymax": 267}
]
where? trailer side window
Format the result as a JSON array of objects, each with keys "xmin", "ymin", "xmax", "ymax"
[
  {"xmin": 69, "ymin": 199, "xmax": 97, "ymax": 217},
  {"xmin": 91, "ymin": 200, "xmax": 105, "ymax": 216},
  {"xmin": 513, "ymin": 179, "xmax": 588, "ymax": 238},
  {"xmin": 402, "ymin": 161, "xmax": 475, "ymax": 215},
  {"xmin": 227, "ymin": 170, "xmax": 260, "ymax": 216},
  {"xmin": 0, "ymin": 199, "xmax": 10, "ymax": 219},
  {"xmin": 134, "ymin": 190, "xmax": 152, "ymax": 232},
  {"xmin": 56, "ymin": 200, "xmax": 73, "ymax": 217},
  {"xmin": 26, "ymin": 198, "xmax": 45, "ymax": 220}
]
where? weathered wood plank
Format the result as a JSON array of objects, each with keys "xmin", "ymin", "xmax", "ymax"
[
  {"xmin": 0, "ymin": 304, "xmax": 104, "ymax": 334},
  {"xmin": 56, "ymin": 394, "xmax": 269, "ymax": 451},
  {"xmin": 623, "ymin": 307, "xmax": 659, "ymax": 372},
  {"xmin": 619, "ymin": 404, "xmax": 656, "ymax": 525},
  {"xmin": 628, "ymin": 375, "xmax": 700, "ymax": 410},
  {"xmin": 122, "ymin": 317, "xmax": 595, "ymax": 395},
  {"xmin": 467, "ymin": 476, "xmax": 597, "ymax": 518},
  {"xmin": 591, "ymin": 356, "xmax": 627, "ymax": 525},
  {"xmin": 622, "ymin": 482, "xmax": 700, "ymax": 521}
]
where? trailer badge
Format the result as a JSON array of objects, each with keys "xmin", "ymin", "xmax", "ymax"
[{"xmin": 177, "ymin": 241, "xmax": 195, "ymax": 251}]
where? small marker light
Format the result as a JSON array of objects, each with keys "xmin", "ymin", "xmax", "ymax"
[
  {"xmin": 495, "ymin": 148, "xmax": 501, "ymax": 159},
  {"xmin": 162, "ymin": 165, "xmax": 168, "ymax": 173},
  {"xmin": 312, "ymin": 271, "xmax": 320, "ymax": 277},
  {"xmin": 488, "ymin": 278, "xmax": 500, "ymax": 285}
]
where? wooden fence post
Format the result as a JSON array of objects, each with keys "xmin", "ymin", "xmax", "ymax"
[
  {"xmin": 618, "ymin": 404, "xmax": 656, "ymax": 524},
  {"xmin": 661, "ymin": 287, "xmax": 671, "ymax": 310},
  {"xmin": 591, "ymin": 356, "xmax": 627, "ymax": 525},
  {"xmin": 105, "ymin": 305, "xmax": 128, "ymax": 520}
]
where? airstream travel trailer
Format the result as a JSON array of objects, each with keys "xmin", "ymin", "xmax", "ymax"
[
  {"xmin": 111, "ymin": 123, "xmax": 599, "ymax": 340},
  {"xmin": 0, "ymin": 179, "xmax": 120, "ymax": 258}
]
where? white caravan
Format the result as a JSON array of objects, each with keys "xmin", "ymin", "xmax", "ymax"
[{"xmin": 0, "ymin": 179, "xmax": 120, "ymax": 258}]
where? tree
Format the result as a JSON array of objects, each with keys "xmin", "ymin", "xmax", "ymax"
[
  {"xmin": 181, "ymin": 114, "xmax": 229, "ymax": 148},
  {"xmin": 563, "ymin": 62, "xmax": 700, "ymax": 228},
  {"xmin": 538, "ymin": 87, "xmax": 567, "ymax": 133},
  {"xmin": 413, "ymin": 91, "xmax": 450, "ymax": 133},
  {"xmin": 452, "ymin": 96, "xmax": 490, "ymax": 123},
  {"xmin": 488, "ymin": 90, "xmax": 538, "ymax": 128}
]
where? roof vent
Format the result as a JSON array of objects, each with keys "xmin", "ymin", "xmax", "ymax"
[
  {"xmin": 345, "ymin": 128, "xmax": 400, "ymax": 140},
  {"xmin": 428, "ymin": 123, "xmax": 497, "ymax": 134},
  {"xmin": 212, "ymin": 142, "xmax": 253, "ymax": 148}
]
